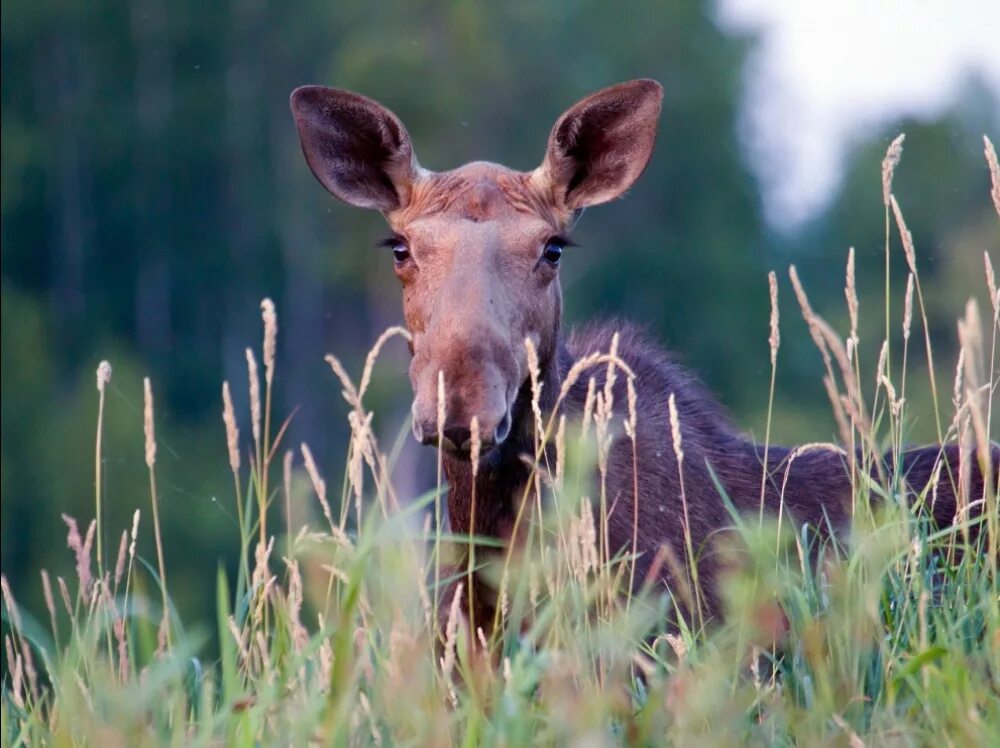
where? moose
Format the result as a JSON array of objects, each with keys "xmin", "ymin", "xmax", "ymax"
[{"xmin": 290, "ymin": 79, "xmax": 998, "ymax": 630}]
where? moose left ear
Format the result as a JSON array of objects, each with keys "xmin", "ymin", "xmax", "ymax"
[
  {"xmin": 533, "ymin": 79, "xmax": 663, "ymax": 211},
  {"xmin": 290, "ymin": 85, "xmax": 420, "ymax": 212}
]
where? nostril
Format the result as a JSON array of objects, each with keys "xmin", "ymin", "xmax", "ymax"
[
  {"xmin": 413, "ymin": 420, "xmax": 439, "ymax": 447},
  {"xmin": 442, "ymin": 426, "xmax": 472, "ymax": 452},
  {"xmin": 495, "ymin": 412, "xmax": 511, "ymax": 444}
]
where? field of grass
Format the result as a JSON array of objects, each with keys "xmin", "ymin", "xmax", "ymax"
[{"xmin": 2, "ymin": 138, "xmax": 999, "ymax": 747}]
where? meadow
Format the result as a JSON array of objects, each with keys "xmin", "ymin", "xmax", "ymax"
[{"xmin": 2, "ymin": 138, "xmax": 999, "ymax": 747}]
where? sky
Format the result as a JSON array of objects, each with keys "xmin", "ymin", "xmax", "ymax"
[{"xmin": 714, "ymin": 0, "xmax": 1000, "ymax": 231}]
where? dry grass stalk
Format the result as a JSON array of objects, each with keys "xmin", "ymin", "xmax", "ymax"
[
  {"xmin": 581, "ymin": 376, "xmax": 597, "ymax": 440},
  {"xmin": 143, "ymin": 377, "xmax": 170, "ymax": 646},
  {"xmin": 347, "ymin": 410, "xmax": 374, "ymax": 523},
  {"xmin": 876, "ymin": 341, "xmax": 902, "ymax": 419},
  {"xmin": 6, "ymin": 636, "xmax": 24, "ymax": 710},
  {"xmin": 957, "ymin": 301, "xmax": 993, "ymax": 537},
  {"xmin": 668, "ymin": 392, "xmax": 702, "ymax": 623},
  {"xmin": 227, "ymin": 615, "xmax": 251, "ymax": 669},
  {"xmin": 440, "ymin": 582, "xmax": 464, "ymax": 706},
  {"xmin": 127, "ymin": 510, "xmax": 140, "ymax": 583},
  {"xmin": 283, "ymin": 449, "xmax": 294, "ymax": 551},
  {"xmin": 790, "ymin": 264, "xmax": 875, "ymax": 458},
  {"xmin": 778, "ymin": 445, "xmax": 847, "ymax": 537},
  {"xmin": 467, "ymin": 415, "xmax": 482, "ymax": 632},
  {"xmin": 113, "ymin": 617, "xmax": 129, "ymax": 683},
  {"xmin": 952, "ymin": 348, "xmax": 966, "ymax": 415},
  {"xmin": 890, "ymin": 196, "xmax": 917, "ymax": 275},
  {"xmin": 246, "ymin": 348, "xmax": 262, "ymax": 455},
  {"xmin": 557, "ymin": 349, "xmax": 635, "ymax": 420},
  {"xmin": 56, "ymin": 577, "xmax": 73, "ymax": 617},
  {"xmin": 324, "ymin": 353, "xmax": 360, "ymax": 407},
  {"xmin": 40, "ymin": 570, "xmax": 58, "ymax": 643},
  {"xmin": 985, "ymin": 252, "xmax": 999, "ymax": 320},
  {"xmin": 759, "ymin": 271, "xmax": 782, "ymax": 521},
  {"xmin": 888, "ymin": 196, "xmax": 945, "ymax": 442},
  {"xmin": 19, "ymin": 638, "xmax": 38, "ymax": 705},
  {"xmin": 259, "ymin": 300, "xmax": 279, "ymax": 550},
  {"xmin": 95, "ymin": 360, "xmax": 111, "ymax": 572},
  {"xmin": 882, "ymin": 133, "xmax": 905, "ymax": 207},
  {"xmin": 1, "ymin": 575, "xmax": 23, "ymax": 638},
  {"xmin": 602, "ymin": 332, "xmax": 621, "ymax": 422},
  {"xmin": 554, "ymin": 414, "xmax": 567, "ymax": 488},
  {"xmin": 96, "ymin": 361, "xmax": 111, "ymax": 391},
  {"xmin": 261, "ymin": 298, "xmax": 277, "ymax": 387},
  {"xmin": 875, "ymin": 342, "xmax": 888, "ymax": 393},
  {"xmin": 470, "ymin": 415, "xmax": 482, "ymax": 470},
  {"xmin": 903, "ymin": 274, "xmax": 915, "ymax": 342},
  {"xmin": 624, "ymin": 374, "xmax": 640, "ymax": 603},
  {"xmin": 222, "ymin": 381, "xmax": 241, "ymax": 474},
  {"xmin": 113, "ymin": 530, "xmax": 128, "ymax": 588},
  {"xmin": 525, "ymin": 338, "xmax": 546, "ymax": 441},
  {"xmin": 845, "ymin": 248, "xmax": 860, "ymax": 354},
  {"xmin": 300, "ymin": 442, "xmax": 334, "ymax": 534},
  {"xmin": 580, "ymin": 498, "xmax": 598, "ymax": 580},
  {"xmin": 768, "ymin": 271, "xmax": 780, "ymax": 366},
  {"xmin": 357, "ymin": 326, "xmax": 411, "ymax": 401},
  {"xmin": 436, "ymin": 370, "xmax": 446, "ymax": 438},
  {"xmin": 143, "ymin": 378, "xmax": 156, "ymax": 469},
  {"xmin": 61, "ymin": 515, "xmax": 95, "ymax": 603},
  {"xmin": 251, "ymin": 535, "xmax": 275, "ymax": 626},
  {"xmin": 789, "ymin": 265, "xmax": 835, "ymax": 377},
  {"xmin": 790, "ymin": 267, "xmax": 859, "ymax": 432},
  {"xmin": 984, "ymin": 135, "xmax": 1000, "ymax": 218}
]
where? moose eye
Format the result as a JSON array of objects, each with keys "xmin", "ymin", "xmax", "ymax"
[
  {"xmin": 542, "ymin": 239, "xmax": 565, "ymax": 266},
  {"xmin": 377, "ymin": 235, "xmax": 412, "ymax": 266},
  {"xmin": 392, "ymin": 243, "xmax": 411, "ymax": 264}
]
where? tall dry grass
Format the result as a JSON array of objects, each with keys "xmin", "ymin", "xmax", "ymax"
[{"xmin": 1, "ymin": 137, "xmax": 998, "ymax": 747}]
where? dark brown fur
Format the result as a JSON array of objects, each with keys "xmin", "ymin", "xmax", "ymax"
[{"xmin": 444, "ymin": 322, "xmax": 998, "ymax": 628}]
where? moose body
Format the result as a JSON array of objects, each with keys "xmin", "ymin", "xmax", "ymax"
[{"xmin": 290, "ymin": 80, "xmax": 998, "ymax": 628}]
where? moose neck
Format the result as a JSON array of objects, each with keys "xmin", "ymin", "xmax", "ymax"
[{"xmin": 443, "ymin": 333, "xmax": 570, "ymax": 540}]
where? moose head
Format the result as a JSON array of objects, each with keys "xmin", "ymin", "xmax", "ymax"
[{"xmin": 290, "ymin": 80, "xmax": 662, "ymax": 457}]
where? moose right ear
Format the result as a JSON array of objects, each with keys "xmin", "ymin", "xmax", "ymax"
[
  {"xmin": 290, "ymin": 86, "xmax": 420, "ymax": 212},
  {"xmin": 533, "ymin": 79, "xmax": 663, "ymax": 211}
]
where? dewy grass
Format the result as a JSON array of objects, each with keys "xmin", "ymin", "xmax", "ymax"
[{"xmin": 2, "ymin": 143, "xmax": 999, "ymax": 747}]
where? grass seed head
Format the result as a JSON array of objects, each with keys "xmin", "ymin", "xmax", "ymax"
[
  {"xmin": 222, "ymin": 381, "xmax": 241, "ymax": 473},
  {"xmin": 261, "ymin": 298, "xmax": 277, "ymax": 386},
  {"xmin": 984, "ymin": 135, "xmax": 1000, "ymax": 217},
  {"xmin": 143, "ymin": 378, "xmax": 156, "ymax": 469},
  {"xmin": 246, "ymin": 349, "xmax": 261, "ymax": 448},
  {"xmin": 768, "ymin": 270, "xmax": 780, "ymax": 366},
  {"xmin": 96, "ymin": 360, "xmax": 112, "ymax": 392},
  {"xmin": 882, "ymin": 133, "xmax": 905, "ymax": 207}
]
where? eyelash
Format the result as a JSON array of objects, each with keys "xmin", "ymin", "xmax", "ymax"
[{"xmin": 377, "ymin": 235, "xmax": 411, "ymax": 264}]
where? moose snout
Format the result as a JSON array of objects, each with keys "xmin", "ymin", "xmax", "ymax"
[
  {"xmin": 408, "ymin": 327, "xmax": 520, "ymax": 457},
  {"xmin": 412, "ymin": 410, "xmax": 511, "ymax": 456}
]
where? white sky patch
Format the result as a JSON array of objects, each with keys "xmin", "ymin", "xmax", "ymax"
[{"xmin": 714, "ymin": 0, "xmax": 1000, "ymax": 231}]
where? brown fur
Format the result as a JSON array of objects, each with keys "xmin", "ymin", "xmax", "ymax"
[{"xmin": 291, "ymin": 80, "xmax": 999, "ymax": 631}]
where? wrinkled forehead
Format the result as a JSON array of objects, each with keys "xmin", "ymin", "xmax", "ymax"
[{"xmin": 387, "ymin": 162, "xmax": 570, "ymax": 233}]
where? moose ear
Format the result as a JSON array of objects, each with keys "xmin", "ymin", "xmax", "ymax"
[
  {"xmin": 290, "ymin": 86, "xmax": 420, "ymax": 211},
  {"xmin": 534, "ymin": 79, "xmax": 663, "ymax": 211}
]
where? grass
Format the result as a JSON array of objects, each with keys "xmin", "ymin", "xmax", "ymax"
[{"xmin": 2, "ymin": 137, "xmax": 999, "ymax": 747}]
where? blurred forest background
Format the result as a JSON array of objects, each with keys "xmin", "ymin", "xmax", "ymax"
[{"xmin": 2, "ymin": 1, "xmax": 998, "ymax": 626}]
